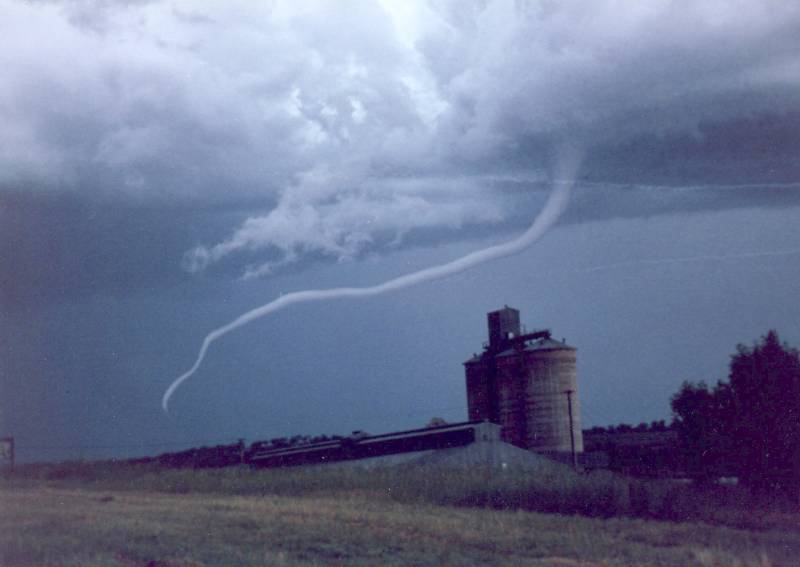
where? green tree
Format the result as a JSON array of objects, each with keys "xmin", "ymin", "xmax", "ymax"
[
  {"xmin": 671, "ymin": 331, "xmax": 800, "ymax": 490},
  {"xmin": 727, "ymin": 331, "xmax": 800, "ymax": 489},
  {"xmin": 670, "ymin": 380, "xmax": 731, "ymax": 481}
]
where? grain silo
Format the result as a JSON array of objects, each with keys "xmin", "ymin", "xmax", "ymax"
[{"xmin": 464, "ymin": 306, "xmax": 582, "ymax": 456}]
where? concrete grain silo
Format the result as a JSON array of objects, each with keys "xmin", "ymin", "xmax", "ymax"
[{"xmin": 464, "ymin": 306, "xmax": 582, "ymax": 456}]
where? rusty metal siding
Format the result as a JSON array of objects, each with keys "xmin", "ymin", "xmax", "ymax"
[
  {"xmin": 465, "ymin": 360, "xmax": 492, "ymax": 421},
  {"xmin": 495, "ymin": 352, "xmax": 528, "ymax": 447}
]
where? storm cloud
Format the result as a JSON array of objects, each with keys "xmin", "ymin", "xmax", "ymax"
[
  {"xmin": 3, "ymin": 1, "xmax": 800, "ymax": 458},
  {"xmin": 2, "ymin": 0, "xmax": 800, "ymax": 283}
]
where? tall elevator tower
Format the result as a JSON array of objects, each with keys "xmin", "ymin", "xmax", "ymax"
[{"xmin": 464, "ymin": 306, "xmax": 583, "ymax": 454}]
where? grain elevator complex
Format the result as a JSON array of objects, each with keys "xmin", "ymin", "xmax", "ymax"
[
  {"xmin": 164, "ymin": 305, "xmax": 585, "ymax": 471},
  {"xmin": 133, "ymin": 306, "xmax": 682, "ymax": 474},
  {"xmin": 240, "ymin": 306, "xmax": 584, "ymax": 470},
  {"xmin": 465, "ymin": 306, "xmax": 582, "ymax": 456}
]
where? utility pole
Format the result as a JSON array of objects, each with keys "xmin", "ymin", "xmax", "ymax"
[{"xmin": 564, "ymin": 390, "xmax": 577, "ymax": 470}]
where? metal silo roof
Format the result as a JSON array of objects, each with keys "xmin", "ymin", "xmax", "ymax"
[{"xmin": 525, "ymin": 338, "xmax": 576, "ymax": 351}]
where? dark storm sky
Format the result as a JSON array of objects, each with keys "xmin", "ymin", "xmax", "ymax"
[{"xmin": 2, "ymin": 0, "xmax": 800, "ymax": 462}]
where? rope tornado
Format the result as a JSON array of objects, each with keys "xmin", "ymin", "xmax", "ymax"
[{"xmin": 162, "ymin": 144, "xmax": 584, "ymax": 411}]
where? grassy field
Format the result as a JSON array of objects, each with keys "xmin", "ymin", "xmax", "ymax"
[{"xmin": 1, "ymin": 464, "xmax": 798, "ymax": 566}]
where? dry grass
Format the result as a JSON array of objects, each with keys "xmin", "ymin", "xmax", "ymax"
[
  {"xmin": 7, "ymin": 461, "xmax": 797, "ymax": 529},
  {"xmin": 1, "ymin": 485, "xmax": 797, "ymax": 566}
]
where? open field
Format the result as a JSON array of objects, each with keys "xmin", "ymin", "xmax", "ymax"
[
  {"xmin": 5, "ymin": 461, "xmax": 799, "ymax": 529},
  {"xmin": 2, "ymin": 463, "xmax": 799, "ymax": 566},
  {"xmin": 2, "ymin": 484, "xmax": 798, "ymax": 566}
]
